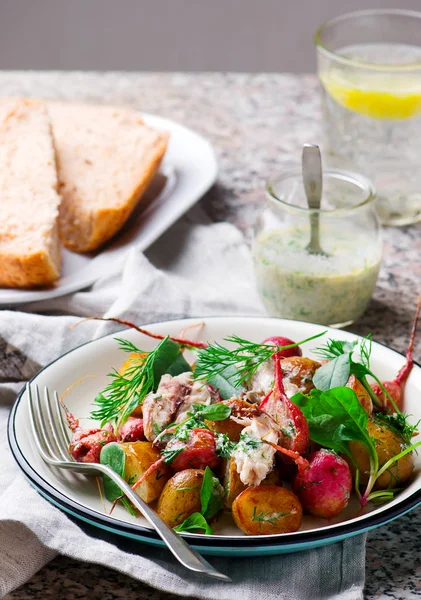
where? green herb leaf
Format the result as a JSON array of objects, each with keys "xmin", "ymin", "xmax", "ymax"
[
  {"xmin": 173, "ymin": 512, "xmax": 213, "ymax": 535},
  {"xmin": 313, "ymin": 353, "xmax": 351, "ymax": 391},
  {"xmin": 200, "ymin": 467, "xmax": 224, "ymax": 519},
  {"xmin": 367, "ymin": 489, "xmax": 404, "ymax": 504},
  {"xmin": 193, "ymin": 403, "xmax": 232, "ymax": 421},
  {"xmin": 291, "ymin": 387, "xmax": 373, "ymax": 457},
  {"xmin": 152, "ymin": 339, "xmax": 191, "ymax": 385},
  {"xmin": 207, "ymin": 366, "xmax": 242, "ymax": 400},
  {"xmin": 100, "ymin": 442, "xmax": 126, "ymax": 501},
  {"xmin": 99, "ymin": 442, "xmax": 136, "ymax": 517}
]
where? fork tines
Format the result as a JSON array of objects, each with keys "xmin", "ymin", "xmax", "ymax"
[{"xmin": 27, "ymin": 383, "xmax": 72, "ymax": 465}]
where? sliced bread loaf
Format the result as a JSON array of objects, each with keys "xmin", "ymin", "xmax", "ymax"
[
  {"xmin": 0, "ymin": 98, "xmax": 62, "ymax": 288},
  {"xmin": 48, "ymin": 103, "xmax": 169, "ymax": 253}
]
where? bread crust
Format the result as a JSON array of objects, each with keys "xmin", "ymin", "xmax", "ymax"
[
  {"xmin": 0, "ymin": 98, "xmax": 62, "ymax": 288},
  {"xmin": 0, "ymin": 248, "xmax": 60, "ymax": 288}
]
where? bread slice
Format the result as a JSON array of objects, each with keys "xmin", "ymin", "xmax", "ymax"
[
  {"xmin": 48, "ymin": 103, "xmax": 169, "ymax": 253},
  {"xmin": 0, "ymin": 98, "xmax": 62, "ymax": 288}
]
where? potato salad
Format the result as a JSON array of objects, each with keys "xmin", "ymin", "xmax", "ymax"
[{"xmin": 66, "ymin": 304, "xmax": 421, "ymax": 536}]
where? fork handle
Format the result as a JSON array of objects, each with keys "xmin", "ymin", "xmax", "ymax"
[{"xmin": 79, "ymin": 462, "xmax": 229, "ymax": 581}]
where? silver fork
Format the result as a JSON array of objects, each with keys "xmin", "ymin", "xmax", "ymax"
[{"xmin": 27, "ymin": 383, "xmax": 230, "ymax": 581}]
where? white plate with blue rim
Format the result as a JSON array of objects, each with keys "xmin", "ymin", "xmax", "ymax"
[
  {"xmin": 8, "ymin": 316, "xmax": 421, "ymax": 556},
  {"xmin": 0, "ymin": 114, "xmax": 217, "ymax": 306}
]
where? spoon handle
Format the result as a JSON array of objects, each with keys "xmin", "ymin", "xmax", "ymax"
[
  {"xmin": 302, "ymin": 144, "xmax": 323, "ymax": 209},
  {"xmin": 302, "ymin": 145, "xmax": 324, "ymax": 255}
]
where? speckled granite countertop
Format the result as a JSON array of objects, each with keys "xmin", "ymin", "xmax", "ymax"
[{"xmin": 2, "ymin": 72, "xmax": 421, "ymax": 600}]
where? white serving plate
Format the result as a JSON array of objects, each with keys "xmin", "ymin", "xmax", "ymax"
[
  {"xmin": 0, "ymin": 114, "xmax": 217, "ymax": 306},
  {"xmin": 8, "ymin": 317, "xmax": 421, "ymax": 555}
]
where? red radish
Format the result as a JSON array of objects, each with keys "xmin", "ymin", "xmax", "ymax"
[
  {"xmin": 69, "ymin": 424, "xmax": 117, "ymax": 463},
  {"xmin": 119, "ymin": 417, "xmax": 145, "ymax": 442},
  {"xmin": 293, "ymin": 449, "xmax": 352, "ymax": 519},
  {"xmin": 371, "ymin": 297, "xmax": 421, "ymax": 412},
  {"xmin": 260, "ymin": 353, "xmax": 309, "ymax": 454},
  {"xmin": 63, "ymin": 403, "xmax": 118, "ymax": 463},
  {"xmin": 262, "ymin": 336, "xmax": 303, "ymax": 358},
  {"xmin": 167, "ymin": 428, "xmax": 221, "ymax": 471}
]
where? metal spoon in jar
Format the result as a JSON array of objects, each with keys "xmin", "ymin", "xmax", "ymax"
[{"xmin": 302, "ymin": 144, "xmax": 328, "ymax": 256}]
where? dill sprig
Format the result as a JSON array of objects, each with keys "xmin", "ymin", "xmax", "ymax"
[
  {"xmin": 360, "ymin": 334, "xmax": 373, "ymax": 368},
  {"xmin": 91, "ymin": 337, "xmax": 169, "ymax": 428},
  {"xmin": 114, "ymin": 338, "xmax": 145, "ymax": 355},
  {"xmin": 194, "ymin": 331, "xmax": 326, "ymax": 387},
  {"xmin": 374, "ymin": 412, "xmax": 420, "ymax": 446},
  {"xmin": 313, "ymin": 338, "xmax": 357, "ymax": 360},
  {"xmin": 251, "ymin": 507, "xmax": 291, "ymax": 528},
  {"xmin": 314, "ymin": 335, "xmax": 372, "ymax": 366}
]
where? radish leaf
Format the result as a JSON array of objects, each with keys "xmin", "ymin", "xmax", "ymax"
[
  {"xmin": 292, "ymin": 387, "xmax": 374, "ymax": 457},
  {"xmin": 200, "ymin": 467, "xmax": 224, "ymax": 519},
  {"xmin": 313, "ymin": 353, "xmax": 351, "ymax": 391},
  {"xmin": 174, "ymin": 512, "xmax": 213, "ymax": 534},
  {"xmin": 100, "ymin": 442, "xmax": 136, "ymax": 516}
]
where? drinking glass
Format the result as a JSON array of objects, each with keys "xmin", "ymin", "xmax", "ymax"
[{"xmin": 315, "ymin": 9, "xmax": 421, "ymax": 226}]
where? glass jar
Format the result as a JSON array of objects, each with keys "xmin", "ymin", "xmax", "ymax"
[
  {"xmin": 315, "ymin": 9, "xmax": 421, "ymax": 226},
  {"xmin": 252, "ymin": 168, "xmax": 382, "ymax": 327}
]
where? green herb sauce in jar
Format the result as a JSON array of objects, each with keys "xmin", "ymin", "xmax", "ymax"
[{"xmin": 253, "ymin": 226, "xmax": 381, "ymax": 326}]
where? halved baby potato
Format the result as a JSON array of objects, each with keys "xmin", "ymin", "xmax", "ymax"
[
  {"xmin": 348, "ymin": 419, "xmax": 414, "ymax": 489},
  {"xmin": 223, "ymin": 457, "xmax": 281, "ymax": 508},
  {"xmin": 232, "ymin": 485, "xmax": 302, "ymax": 535},
  {"xmin": 121, "ymin": 441, "xmax": 170, "ymax": 503},
  {"xmin": 346, "ymin": 374, "xmax": 372, "ymax": 415},
  {"xmin": 157, "ymin": 469, "xmax": 204, "ymax": 526}
]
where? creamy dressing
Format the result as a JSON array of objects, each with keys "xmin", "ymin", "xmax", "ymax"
[{"xmin": 253, "ymin": 226, "xmax": 381, "ymax": 326}]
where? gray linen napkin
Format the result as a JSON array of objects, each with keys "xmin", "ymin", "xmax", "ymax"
[{"xmin": 0, "ymin": 207, "xmax": 366, "ymax": 599}]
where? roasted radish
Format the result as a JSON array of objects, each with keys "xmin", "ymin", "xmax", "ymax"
[
  {"xmin": 293, "ymin": 449, "xmax": 352, "ymax": 519},
  {"xmin": 261, "ymin": 336, "xmax": 303, "ymax": 358},
  {"xmin": 166, "ymin": 428, "xmax": 221, "ymax": 472},
  {"xmin": 371, "ymin": 297, "xmax": 420, "ymax": 412}
]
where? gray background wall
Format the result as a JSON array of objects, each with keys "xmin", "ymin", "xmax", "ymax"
[{"xmin": 1, "ymin": 0, "xmax": 421, "ymax": 72}]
